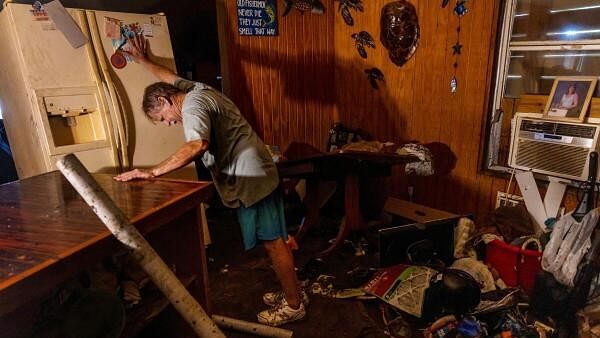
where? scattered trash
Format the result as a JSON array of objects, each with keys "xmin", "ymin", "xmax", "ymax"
[
  {"xmin": 346, "ymin": 266, "xmax": 377, "ymax": 288},
  {"xmin": 331, "ymin": 236, "xmax": 370, "ymax": 256},
  {"xmin": 451, "ymin": 257, "xmax": 497, "ymax": 292},
  {"xmin": 383, "ymin": 313, "xmax": 412, "ymax": 337},
  {"xmin": 484, "ymin": 307, "xmax": 541, "ymax": 337},
  {"xmin": 534, "ymin": 321, "xmax": 553, "ymax": 337},
  {"xmin": 363, "ymin": 264, "xmax": 436, "ymax": 317},
  {"xmin": 356, "ymin": 294, "xmax": 377, "ymax": 301},
  {"xmin": 310, "ymin": 275, "xmax": 336, "ymax": 297},
  {"xmin": 423, "ymin": 315, "xmax": 457, "ymax": 338},
  {"xmin": 120, "ymin": 280, "xmax": 141, "ymax": 306},
  {"xmin": 425, "ymin": 269, "xmax": 481, "ymax": 317},
  {"xmin": 199, "ymin": 187, "xmax": 600, "ymax": 337},
  {"xmin": 428, "ymin": 321, "xmax": 457, "ymax": 338},
  {"xmin": 471, "ymin": 288, "xmax": 521, "ymax": 315},
  {"xmin": 334, "ymin": 288, "xmax": 366, "ymax": 299},
  {"xmin": 457, "ymin": 316, "xmax": 486, "ymax": 337}
]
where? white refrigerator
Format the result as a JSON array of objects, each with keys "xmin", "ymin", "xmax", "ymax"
[{"xmin": 0, "ymin": 2, "xmax": 196, "ymax": 179}]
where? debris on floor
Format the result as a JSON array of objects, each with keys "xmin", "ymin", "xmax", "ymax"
[{"xmin": 198, "ymin": 193, "xmax": 600, "ymax": 338}]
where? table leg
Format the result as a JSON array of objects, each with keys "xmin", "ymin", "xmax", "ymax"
[
  {"xmin": 294, "ymin": 177, "xmax": 320, "ymax": 242},
  {"xmin": 318, "ymin": 173, "xmax": 363, "ymax": 256},
  {"xmin": 194, "ymin": 207, "xmax": 211, "ymax": 314}
]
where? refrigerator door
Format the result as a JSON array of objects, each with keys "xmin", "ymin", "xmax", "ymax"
[
  {"xmin": 86, "ymin": 10, "xmax": 196, "ymax": 180},
  {"xmin": 0, "ymin": 3, "xmax": 119, "ymax": 177},
  {"xmin": 8, "ymin": 5, "xmax": 94, "ymax": 89}
]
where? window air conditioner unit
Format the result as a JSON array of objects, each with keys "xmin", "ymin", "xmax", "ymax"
[{"xmin": 508, "ymin": 114, "xmax": 600, "ymax": 181}]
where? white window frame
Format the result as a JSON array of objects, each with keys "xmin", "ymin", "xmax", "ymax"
[{"xmin": 486, "ymin": 0, "xmax": 600, "ymax": 172}]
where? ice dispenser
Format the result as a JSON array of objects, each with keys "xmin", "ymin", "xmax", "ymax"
[{"xmin": 36, "ymin": 87, "xmax": 108, "ymax": 150}]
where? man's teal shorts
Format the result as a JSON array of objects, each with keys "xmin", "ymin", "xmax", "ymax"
[{"xmin": 236, "ymin": 189, "xmax": 288, "ymax": 250}]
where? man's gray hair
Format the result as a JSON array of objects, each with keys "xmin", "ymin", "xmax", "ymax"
[{"xmin": 142, "ymin": 82, "xmax": 182, "ymax": 118}]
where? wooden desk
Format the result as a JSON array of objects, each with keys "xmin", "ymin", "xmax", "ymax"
[
  {"xmin": 278, "ymin": 150, "xmax": 418, "ymax": 255},
  {"xmin": 0, "ymin": 172, "xmax": 214, "ymax": 337}
]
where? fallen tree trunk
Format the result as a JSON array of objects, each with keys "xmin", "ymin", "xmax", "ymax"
[{"xmin": 56, "ymin": 154, "xmax": 225, "ymax": 338}]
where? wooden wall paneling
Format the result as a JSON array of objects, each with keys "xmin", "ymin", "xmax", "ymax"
[
  {"xmin": 471, "ymin": 0, "xmax": 502, "ymax": 218},
  {"xmin": 318, "ymin": 11, "xmax": 337, "ymax": 149},
  {"xmin": 431, "ymin": 4, "xmax": 458, "ymax": 212},
  {"xmin": 220, "ymin": 2, "xmax": 261, "ymax": 132},
  {"xmin": 258, "ymin": 33, "xmax": 271, "ymax": 144},
  {"xmin": 299, "ymin": 14, "xmax": 309, "ymax": 146},
  {"xmin": 475, "ymin": 0, "xmax": 505, "ymax": 221},
  {"xmin": 413, "ymin": 0, "xmax": 452, "ymax": 210},
  {"xmin": 329, "ymin": 0, "xmax": 503, "ymax": 221},
  {"xmin": 278, "ymin": 12, "xmax": 290, "ymax": 148},
  {"xmin": 297, "ymin": 12, "xmax": 306, "ymax": 147},
  {"xmin": 257, "ymin": 34, "xmax": 266, "ymax": 136},
  {"xmin": 317, "ymin": 12, "xmax": 331, "ymax": 149},
  {"xmin": 293, "ymin": 14, "xmax": 304, "ymax": 147},
  {"xmin": 294, "ymin": 14, "xmax": 304, "ymax": 148},
  {"xmin": 334, "ymin": 0, "xmax": 415, "ymax": 143},
  {"xmin": 221, "ymin": 0, "xmax": 335, "ymax": 152},
  {"xmin": 220, "ymin": 0, "xmax": 507, "ymax": 222},
  {"xmin": 248, "ymin": 38, "xmax": 261, "ymax": 138},
  {"xmin": 335, "ymin": 0, "xmax": 377, "ymax": 136},
  {"xmin": 279, "ymin": 20, "xmax": 289, "ymax": 147},
  {"xmin": 443, "ymin": 0, "xmax": 475, "ymax": 215},
  {"xmin": 409, "ymin": 0, "xmax": 443, "ymax": 143},
  {"xmin": 460, "ymin": 0, "xmax": 494, "ymax": 216},
  {"xmin": 423, "ymin": 0, "xmax": 499, "ymax": 217},
  {"xmin": 390, "ymin": 5, "xmax": 416, "ymax": 207},
  {"xmin": 264, "ymin": 35, "xmax": 274, "ymax": 145},
  {"xmin": 409, "ymin": 1, "xmax": 456, "ymax": 208}
]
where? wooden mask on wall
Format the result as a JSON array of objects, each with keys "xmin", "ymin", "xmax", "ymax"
[{"xmin": 380, "ymin": 0, "xmax": 420, "ymax": 67}]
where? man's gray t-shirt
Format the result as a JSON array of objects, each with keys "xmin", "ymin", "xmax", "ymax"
[{"xmin": 175, "ymin": 78, "xmax": 278, "ymax": 208}]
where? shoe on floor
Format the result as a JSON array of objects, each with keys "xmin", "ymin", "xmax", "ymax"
[
  {"xmin": 257, "ymin": 299, "xmax": 306, "ymax": 326},
  {"xmin": 263, "ymin": 289, "xmax": 309, "ymax": 307}
]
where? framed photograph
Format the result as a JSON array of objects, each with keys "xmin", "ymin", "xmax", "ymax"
[{"xmin": 544, "ymin": 76, "xmax": 598, "ymax": 122}]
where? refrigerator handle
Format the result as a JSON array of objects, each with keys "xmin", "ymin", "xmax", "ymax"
[
  {"xmin": 85, "ymin": 11, "xmax": 130, "ymax": 169},
  {"xmin": 77, "ymin": 10, "xmax": 122, "ymax": 171},
  {"xmin": 110, "ymin": 81, "xmax": 130, "ymax": 148}
]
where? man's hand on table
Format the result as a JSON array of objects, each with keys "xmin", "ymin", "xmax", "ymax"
[{"xmin": 113, "ymin": 169, "xmax": 154, "ymax": 182}]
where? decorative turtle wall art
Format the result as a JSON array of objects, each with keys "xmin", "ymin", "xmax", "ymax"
[
  {"xmin": 365, "ymin": 68, "xmax": 384, "ymax": 90},
  {"xmin": 335, "ymin": 0, "xmax": 364, "ymax": 26},
  {"xmin": 283, "ymin": 0, "xmax": 325, "ymax": 16},
  {"xmin": 351, "ymin": 31, "xmax": 375, "ymax": 59},
  {"xmin": 380, "ymin": 0, "xmax": 420, "ymax": 67}
]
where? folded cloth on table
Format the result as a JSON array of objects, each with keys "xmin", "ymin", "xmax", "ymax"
[{"xmin": 397, "ymin": 143, "xmax": 434, "ymax": 176}]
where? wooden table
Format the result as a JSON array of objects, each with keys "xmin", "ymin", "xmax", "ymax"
[
  {"xmin": 0, "ymin": 172, "xmax": 214, "ymax": 337},
  {"xmin": 277, "ymin": 150, "xmax": 418, "ymax": 255}
]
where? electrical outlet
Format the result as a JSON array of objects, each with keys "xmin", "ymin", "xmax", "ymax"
[{"xmin": 495, "ymin": 191, "xmax": 524, "ymax": 209}]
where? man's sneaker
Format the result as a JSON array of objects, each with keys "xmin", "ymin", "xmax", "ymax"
[
  {"xmin": 257, "ymin": 299, "xmax": 306, "ymax": 326},
  {"xmin": 262, "ymin": 290, "xmax": 309, "ymax": 307}
]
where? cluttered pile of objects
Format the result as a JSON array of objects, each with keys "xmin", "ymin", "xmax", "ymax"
[
  {"xmin": 290, "ymin": 196, "xmax": 600, "ymax": 338},
  {"xmin": 278, "ymin": 139, "xmax": 600, "ymax": 338}
]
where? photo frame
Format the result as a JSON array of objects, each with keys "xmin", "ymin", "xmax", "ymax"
[{"xmin": 543, "ymin": 76, "xmax": 597, "ymax": 122}]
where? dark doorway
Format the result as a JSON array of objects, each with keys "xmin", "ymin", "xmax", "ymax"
[{"xmin": 0, "ymin": 115, "xmax": 18, "ymax": 184}]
